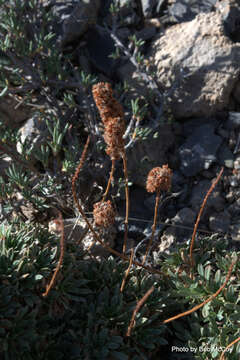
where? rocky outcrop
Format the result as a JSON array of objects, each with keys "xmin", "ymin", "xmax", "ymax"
[{"xmin": 149, "ymin": 9, "xmax": 240, "ymax": 119}]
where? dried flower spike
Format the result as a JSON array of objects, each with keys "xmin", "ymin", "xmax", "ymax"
[
  {"xmin": 92, "ymin": 82, "xmax": 124, "ymax": 125},
  {"xmin": 93, "ymin": 200, "xmax": 116, "ymax": 228},
  {"xmin": 92, "ymin": 82, "xmax": 129, "ymax": 253},
  {"xmin": 146, "ymin": 165, "xmax": 172, "ymax": 193},
  {"xmin": 104, "ymin": 116, "xmax": 125, "ymax": 160}
]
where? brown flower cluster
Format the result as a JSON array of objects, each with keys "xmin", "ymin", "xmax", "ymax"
[
  {"xmin": 103, "ymin": 116, "xmax": 125, "ymax": 160},
  {"xmin": 146, "ymin": 165, "xmax": 172, "ymax": 193},
  {"xmin": 92, "ymin": 82, "xmax": 125, "ymax": 160},
  {"xmin": 92, "ymin": 82, "xmax": 124, "ymax": 124},
  {"xmin": 93, "ymin": 200, "xmax": 116, "ymax": 228}
]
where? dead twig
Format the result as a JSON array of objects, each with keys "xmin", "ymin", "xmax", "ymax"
[
  {"xmin": 120, "ymin": 248, "xmax": 134, "ymax": 293},
  {"xmin": 219, "ymin": 336, "xmax": 240, "ymax": 360},
  {"xmin": 126, "ymin": 285, "xmax": 155, "ymax": 337},
  {"xmin": 163, "ymin": 257, "xmax": 236, "ymax": 324},
  {"xmin": 42, "ymin": 211, "xmax": 65, "ymax": 297},
  {"xmin": 189, "ymin": 167, "xmax": 224, "ymax": 268}
]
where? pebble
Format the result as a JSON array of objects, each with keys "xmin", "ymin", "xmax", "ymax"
[{"xmin": 209, "ymin": 211, "xmax": 230, "ymax": 233}]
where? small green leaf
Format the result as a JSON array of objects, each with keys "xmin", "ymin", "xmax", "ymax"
[
  {"xmin": 35, "ymin": 274, "xmax": 43, "ymax": 281},
  {"xmin": 214, "ymin": 269, "xmax": 221, "ymax": 284},
  {"xmin": 202, "ymin": 303, "xmax": 210, "ymax": 318},
  {"xmin": 198, "ymin": 264, "xmax": 204, "ymax": 277},
  {"xmin": 204, "ymin": 265, "xmax": 211, "ymax": 281},
  {"xmin": 0, "ymin": 86, "xmax": 8, "ymax": 97}
]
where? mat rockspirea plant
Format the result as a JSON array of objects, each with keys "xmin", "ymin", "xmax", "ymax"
[
  {"xmin": 0, "ymin": 1, "xmax": 239, "ymax": 359},
  {"xmin": 0, "ymin": 75, "xmax": 239, "ymax": 360}
]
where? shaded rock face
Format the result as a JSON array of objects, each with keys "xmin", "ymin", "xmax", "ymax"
[
  {"xmin": 61, "ymin": 0, "xmax": 100, "ymax": 47},
  {"xmin": 179, "ymin": 124, "xmax": 222, "ymax": 177},
  {"xmin": 169, "ymin": 0, "xmax": 217, "ymax": 23},
  {"xmin": 0, "ymin": 96, "xmax": 31, "ymax": 127},
  {"xmin": 149, "ymin": 10, "xmax": 240, "ymax": 119},
  {"xmin": 126, "ymin": 124, "xmax": 175, "ymax": 187}
]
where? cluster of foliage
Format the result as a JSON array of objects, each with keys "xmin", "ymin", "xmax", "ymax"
[
  {"xmin": 0, "ymin": 1, "xmax": 239, "ymax": 360},
  {"xmin": 0, "ymin": 220, "xmax": 239, "ymax": 360}
]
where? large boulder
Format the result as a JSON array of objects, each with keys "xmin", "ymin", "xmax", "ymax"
[{"xmin": 148, "ymin": 8, "xmax": 240, "ymax": 119}]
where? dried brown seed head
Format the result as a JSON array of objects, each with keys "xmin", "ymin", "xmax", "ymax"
[
  {"xmin": 93, "ymin": 200, "xmax": 116, "ymax": 227},
  {"xmin": 103, "ymin": 116, "xmax": 125, "ymax": 160},
  {"xmin": 146, "ymin": 165, "xmax": 172, "ymax": 193},
  {"xmin": 92, "ymin": 82, "xmax": 126, "ymax": 160},
  {"xmin": 92, "ymin": 82, "xmax": 124, "ymax": 125}
]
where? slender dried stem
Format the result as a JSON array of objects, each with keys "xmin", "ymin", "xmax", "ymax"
[
  {"xmin": 142, "ymin": 189, "xmax": 160, "ymax": 265},
  {"xmin": 122, "ymin": 150, "xmax": 129, "ymax": 255},
  {"xmin": 163, "ymin": 257, "xmax": 236, "ymax": 324},
  {"xmin": 42, "ymin": 211, "xmax": 64, "ymax": 297},
  {"xmin": 189, "ymin": 167, "xmax": 224, "ymax": 268},
  {"xmin": 102, "ymin": 159, "xmax": 115, "ymax": 202},
  {"xmin": 72, "ymin": 136, "xmax": 91, "ymax": 189},
  {"xmin": 219, "ymin": 336, "xmax": 240, "ymax": 360},
  {"xmin": 72, "ymin": 137, "xmax": 166, "ymax": 276},
  {"xmin": 126, "ymin": 285, "xmax": 155, "ymax": 337},
  {"xmin": 120, "ymin": 248, "xmax": 134, "ymax": 292}
]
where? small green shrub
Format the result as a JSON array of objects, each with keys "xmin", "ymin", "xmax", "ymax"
[{"xmin": 0, "ymin": 220, "xmax": 239, "ymax": 359}]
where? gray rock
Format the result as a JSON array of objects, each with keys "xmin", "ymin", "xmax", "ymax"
[
  {"xmin": 232, "ymin": 82, "xmax": 240, "ymax": 104},
  {"xmin": 189, "ymin": 179, "xmax": 225, "ymax": 213},
  {"xmin": 169, "ymin": 0, "xmax": 217, "ymax": 23},
  {"xmin": 126, "ymin": 124, "xmax": 175, "ymax": 187},
  {"xmin": 182, "ymin": 117, "xmax": 216, "ymax": 137},
  {"xmin": 143, "ymin": 225, "xmax": 161, "ymax": 239},
  {"xmin": 225, "ymin": 190, "xmax": 235, "ymax": 203},
  {"xmin": 141, "ymin": 0, "xmax": 158, "ymax": 18},
  {"xmin": 148, "ymin": 10, "xmax": 240, "ymax": 119},
  {"xmin": 201, "ymin": 169, "xmax": 217, "ymax": 179},
  {"xmin": 48, "ymin": 0, "xmax": 82, "ymax": 41},
  {"xmin": 0, "ymin": 95, "xmax": 31, "ymax": 127},
  {"xmin": 158, "ymin": 229, "xmax": 175, "ymax": 254},
  {"xmin": 61, "ymin": 0, "xmax": 100, "ymax": 47},
  {"xmin": 117, "ymin": 0, "xmax": 143, "ymax": 27},
  {"xmin": 229, "ymin": 175, "xmax": 240, "ymax": 187},
  {"xmin": 179, "ymin": 124, "xmax": 222, "ymax": 177},
  {"xmin": 117, "ymin": 221, "xmax": 146, "ymax": 241},
  {"xmin": 116, "ymin": 61, "xmax": 149, "ymax": 100},
  {"xmin": 230, "ymin": 223, "xmax": 240, "ymax": 241},
  {"xmin": 228, "ymin": 200, "xmax": 240, "ymax": 216},
  {"xmin": 82, "ymin": 225, "xmax": 116, "ymax": 258},
  {"xmin": 49, "ymin": 217, "xmax": 116, "ymax": 258},
  {"xmin": 217, "ymin": 143, "xmax": 234, "ymax": 168},
  {"xmin": 217, "ymin": 0, "xmax": 240, "ymax": 42},
  {"xmin": 86, "ymin": 27, "xmax": 117, "ymax": 77},
  {"xmin": 16, "ymin": 114, "xmax": 49, "ymax": 162},
  {"xmin": 168, "ymin": 207, "xmax": 196, "ymax": 239},
  {"xmin": 227, "ymin": 112, "xmax": 240, "ymax": 129},
  {"xmin": 172, "ymin": 207, "xmax": 196, "ymax": 226},
  {"xmin": 209, "ymin": 211, "xmax": 230, "ymax": 233},
  {"xmin": 234, "ymin": 155, "xmax": 240, "ymax": 170},
  {"xmin": 144, "ymin": 194, "xmax": 157, "ymax": 212},
  {"xmin": 135, "ymin": 26, "xmax": 157, "ymax": 41}
]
